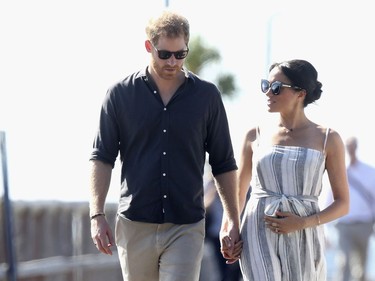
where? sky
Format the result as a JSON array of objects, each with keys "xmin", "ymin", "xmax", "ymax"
[{"xmin": 1, "ymin": 0, "xmax": 375, "ymax": 203}]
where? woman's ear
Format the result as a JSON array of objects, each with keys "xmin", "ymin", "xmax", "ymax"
[{"xmin": 298, "ymin": 90, "xmax": 307, "ymax": 98}]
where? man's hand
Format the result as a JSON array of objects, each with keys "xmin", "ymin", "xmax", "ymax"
[
  {"xmin": 221, "ymin": 236, "xmax": 243, "ymax": 264},
  {"xmin": 220, "ymin": 220, "xmax": 242, "ymax": 264},
  {"xmin": 91, "ymin": 215, "xmax": 114, "ymax": 255}
]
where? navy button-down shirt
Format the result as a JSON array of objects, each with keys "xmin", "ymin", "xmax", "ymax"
[{"xmin": 90, "ymin": 67, "xmax": 237, "ymax": 224}]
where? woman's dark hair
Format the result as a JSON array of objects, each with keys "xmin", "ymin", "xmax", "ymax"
[{"xmin": 270, "ymin": 59, "xmax": 322, "ymax": 107}]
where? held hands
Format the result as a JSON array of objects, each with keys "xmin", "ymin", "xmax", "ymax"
[
  {"xmin": 220, "ymin": 235, "xmax": 243, "ymax": 264},
  {"xmin": 264, "ymin": 211, "xmax": 305, "ymax": 234},
  {"xmin": 219, "ymin": 220, "xmax": 243, "ymax": 264},
  {"xmin": 90, "ymin": 215, "xmax": 114, "ymax": 255}
]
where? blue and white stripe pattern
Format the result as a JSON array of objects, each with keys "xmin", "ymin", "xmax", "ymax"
[{"xmin": 240, "ymin": 138, "xmax": 328, "ymax": 281}]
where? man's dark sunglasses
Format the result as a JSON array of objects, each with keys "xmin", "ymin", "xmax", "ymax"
[
  {"xmin": 261, "ymin": 79, "xmax": 302, "ymax": 95},
  {"xmin": 153, "ymin": 45, "xmax": 189, "ymax": 60}
]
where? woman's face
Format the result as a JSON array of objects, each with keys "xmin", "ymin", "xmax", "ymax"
[{"xmin": 265, "ymin": 67, "xmax": 304, "ymax": 113}]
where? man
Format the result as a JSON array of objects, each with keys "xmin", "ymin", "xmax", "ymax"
[
  {"xmin": 89, "ymin": 10, "xmax": 240, "ymax": 281},
  {"xmin": 335, "ymin": 136, "xmax": 375, "ymax": 281}
]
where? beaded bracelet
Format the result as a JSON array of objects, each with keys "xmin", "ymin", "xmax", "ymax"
[{"xmin": 90, "ymin": 213, "xmax": 105, "ymax": 220}]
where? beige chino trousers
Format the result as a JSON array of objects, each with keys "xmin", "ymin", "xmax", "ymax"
[{"xmin": 115, "ymin": 215, "xmax": 205, "ymax": 281}]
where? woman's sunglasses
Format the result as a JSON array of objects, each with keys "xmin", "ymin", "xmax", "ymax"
[
  {"xmin": 261, "ymin": 79, "xmax": 302, "ymax": 95},
  {"xmin": 153, "ymin": 45, "xmax": 189, "ymax": 60}
]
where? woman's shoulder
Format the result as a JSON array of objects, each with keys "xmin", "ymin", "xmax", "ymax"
[
  {"xmin": 245, "ymin": 126, "xmax": 258, "ymax": 142},
  {"xmin": 316, "ymin": 125, "xmax": 345, "ymax": 153},
  {"xmin": 316, "ymin": 125, "xmax": 342, "ymax": 142}
]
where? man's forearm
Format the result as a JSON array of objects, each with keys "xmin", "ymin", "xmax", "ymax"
[
  {"xmin": 214, "ymin": 170, "xmax": 240, "ymax": 227},
  {"xmin": 89, "ymin": 160, "xmax": 112, "ymax": 215}
]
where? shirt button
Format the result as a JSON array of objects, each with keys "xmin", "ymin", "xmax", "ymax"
[
  {"xmin": 163, "ymin": 173, "xmax": 166, "ymax": 176},
  {"xmin": 154, "ymin": 90, "xmax": 157, "ymax": 94},
  {"xmin": 163, "ymin": 152, "xmax": 166, "ymax": 155},
  {"xmin": 164, "ymin": 107, "xmax": 167, "ymax": 111},
  {"xmin": 163, "ymin": 195, "xmax": 167, "ymax": 198},
  {"xmin": 163, "ymin": 129, "xmax": 167, "ymax": 133}
]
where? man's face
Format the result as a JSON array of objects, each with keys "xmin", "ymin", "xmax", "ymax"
[{"xmin": 149, "ymin": 36, "xmax": 188, "ymax": 80}]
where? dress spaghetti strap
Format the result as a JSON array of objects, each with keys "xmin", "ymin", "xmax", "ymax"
[
  {"xmin": 256, "ymin": 126, "xmax": 260, "ymax": 147},
  {"xmin": 323, "ymin": 128, "xmax": 330, "ymax": 153}
]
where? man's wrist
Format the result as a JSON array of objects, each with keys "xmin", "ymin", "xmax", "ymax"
[{"xmin": 90, "ymin": 213, "xmax": 105, "ymax": 220}]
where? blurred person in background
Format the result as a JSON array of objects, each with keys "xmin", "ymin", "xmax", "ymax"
[
  {"xmin": 335, "ymin": 136, "xmax": 375, "ymax": 281},
  {"xmin": 88, "ymin": 10, "xmax": 241, "ymax": 281}
]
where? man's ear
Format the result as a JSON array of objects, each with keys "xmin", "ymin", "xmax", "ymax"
[{"xmin": 145, "ymin": 40, "xmax": 152, "ymax": 53}]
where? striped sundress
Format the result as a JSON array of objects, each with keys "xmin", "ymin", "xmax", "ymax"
[{"xmin": 239, "ymin": 128, "xmax": 329, "ymax": 281}]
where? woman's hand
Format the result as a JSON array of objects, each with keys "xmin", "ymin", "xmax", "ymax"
[{"xmin": 264, "ymin": 211, "xmax": 305, "ymax": 234}]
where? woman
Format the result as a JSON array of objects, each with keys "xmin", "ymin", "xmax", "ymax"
[{"xmin": 238, "ymin": 59, "xmax": 349, "ymax": 280}]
